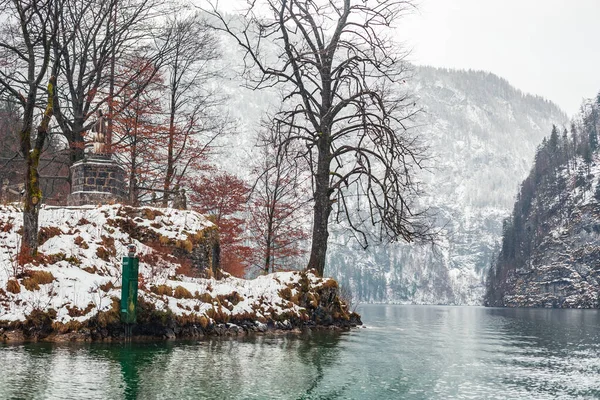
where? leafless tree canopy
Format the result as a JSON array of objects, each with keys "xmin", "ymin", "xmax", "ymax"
[{"xmin": 207, "ymin": 0, "xmax": 435, "ymax": 276}]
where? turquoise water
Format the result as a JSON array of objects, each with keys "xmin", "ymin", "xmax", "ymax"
[{"xmin": 1, "ymin": 305, "xmax": 600, "ymax": 399}]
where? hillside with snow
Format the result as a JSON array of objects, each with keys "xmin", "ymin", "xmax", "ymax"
[
  {"xmin": 0, "ymin": 205, "xmax": 357, "ymax": 341},
  {"xmin": 486, "ymin": 97, "xmax": 600, "ymax": 308},
  {"xmin": 326, "ymin": 67, "xmax": 567, "ymax": 305}
]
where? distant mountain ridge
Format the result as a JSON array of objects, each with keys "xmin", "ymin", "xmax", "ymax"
[
  {"xmin": 326, "ymin": 66, "xmax": 567, "ymax": 305},
  {"xmin": 209, "ymin": 23, "xmax": 567, "ymax": 304}
]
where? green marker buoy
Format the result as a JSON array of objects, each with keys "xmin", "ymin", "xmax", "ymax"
[{"xmin": 121, "ymin": 244, "xmax": 139, "ymax": 327}]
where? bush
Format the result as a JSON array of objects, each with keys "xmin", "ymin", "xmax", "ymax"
[
  {"xmin": 74, "ymin": 236, "xmax": 89, "ymax": 249},
  {"xmin": 24, "ymin": 308, "xmax": 57, "ymax": 334},
  {"xmin": 66, "ymin": 302, "xmax": 95, "ymax": 317},
  {"xmin": 96, "ymin": 246, "xmax": 111, "ymax": 261},
  {"xmin": 196, "ymin": 292, "xmax": 213, "ymax": 303},
  {"xmin": 6, "ymin": 279, "xmax": 20, "ymax": 294},
  {"xmin": 38, "ymin": 226, "xmax": 62, "ymax": 245},
  {"xmin": 278, "ymin": 287, "xmax": 293, "ymax": 301},
  {"xmin": 22, "ymin": 270, "xmax": 55, "ymax": 291},
  {"xmin": 173, "ymin": 286, "xmax": 193, "ymax": 299},
  {"xmin": 150, "ymin": 284, "xmax": 173, "ymax": 297},
  {"xmin": 82, "ymin": 266, "xmax": 99, "ymax": 274},
  {"xmin": 99, "ymin": 281, "xmax": 114, "ymax": 292},
  {"xmin": 217, "ymin": 291, "xmax": 244, "ymax": 306}
]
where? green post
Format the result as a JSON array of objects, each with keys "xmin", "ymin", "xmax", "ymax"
[{"xmin": 121, "ymin": 245, "xmax": 139, "ymax": 325}]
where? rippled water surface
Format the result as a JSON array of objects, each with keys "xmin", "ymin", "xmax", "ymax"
[{"xmin": 2, "ymin": 305, "xmax": 600, "ymax": 399}]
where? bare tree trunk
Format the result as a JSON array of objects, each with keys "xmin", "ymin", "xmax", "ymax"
[
  {"xmin": 129, "ymin": 116, "xmax": 139, "ymax": 206},
  {"xmin": 21, "ymin": 77, "xmax": 56, "ymax": 258},
  {"xmin": 307, "ymin": 139, "xmax": 332, "ymax": 277},
  {"xmin": 163, "ymin": 113, "xmax": 176, "ymax": 207},
  {"xmin": 264, "ymin": 220, "xmax": 273, "ymax": 274}
]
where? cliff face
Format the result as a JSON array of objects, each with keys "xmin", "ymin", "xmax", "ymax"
[
  {"xmin": 327, "ymin": 67, "xmax": 566, "ymax": 305},
  {"xmin": 486, "ymin": 97, "xmax": 600, "ymax": 308}
]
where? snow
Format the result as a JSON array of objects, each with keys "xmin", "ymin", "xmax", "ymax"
[{"xmin": 0, "ymin": 204, "xmax": 331, "ymax": 324}]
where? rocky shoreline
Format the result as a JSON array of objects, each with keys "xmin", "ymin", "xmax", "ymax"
[
  {"xmin": 0, "ymin": 205, "xmax": 362, "ymax": 343},
  {"xmin": 0, "ymin": 308, "xmax": 362, "ymax": 343}
]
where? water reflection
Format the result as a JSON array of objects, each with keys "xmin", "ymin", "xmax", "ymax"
[{"xmin": 2, "ymin": 306, "xmax": 600, "ymax": 399}]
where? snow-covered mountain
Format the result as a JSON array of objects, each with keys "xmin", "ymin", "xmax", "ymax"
[
  {"xmin": 485, "ymin": 97, "xmax": 600, "ymax": 308},
  {"xmin": 327, "ymin": 67, "xmax": 567, "ymax": 305},
  {"xmin": 210, "ymin": 24, "xmax": 567, "ymax": 304}
]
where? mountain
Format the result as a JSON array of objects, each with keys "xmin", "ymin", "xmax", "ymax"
[
  {"xmin": 208, "ymin": 24, "xmax": 567, "ymax": 304},
  {"xmin": 326, "ymin": 67, "xmax": 567, "ymax": 305},
  {"xmin": 485, "ymin": 96, "xmax": 600, "ymax": 308}
]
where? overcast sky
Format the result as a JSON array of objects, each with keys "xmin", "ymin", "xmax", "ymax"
[
  {"xmin": 212, "ymin": 0, "xmax": 599, "ymax": 116},
  {"xmin": 397, "ymin": 0, "xmax": 600, "ymax": 116}
]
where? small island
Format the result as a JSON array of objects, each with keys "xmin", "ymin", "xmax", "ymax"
[{"xmin": 0, "ymin": 204, "xmax": 360, "ymax": 343}]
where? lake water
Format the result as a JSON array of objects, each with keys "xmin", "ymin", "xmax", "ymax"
[{"xmin": 1, "ymin": 305, "xmax": 600, "ymax": 399}]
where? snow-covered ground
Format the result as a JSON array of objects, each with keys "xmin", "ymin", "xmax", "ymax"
[{"xmin": 0, "ymin": 204, "xmax": 341, "ymax": 329}]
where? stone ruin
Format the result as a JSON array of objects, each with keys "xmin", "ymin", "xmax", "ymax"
[
  {"xmin": 67, "ymin": 154, "xmax": 127, "ymax": 206},
  {"xmin": 67, "ymin": 112, "xmax": 126, "ymax": 206}
]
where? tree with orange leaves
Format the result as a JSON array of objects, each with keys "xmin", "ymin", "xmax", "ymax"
[
  {"xmin": 189, "ymin": 171, "xmax": 251, "ymax": 277},
  {"xmin": 248, "ymin": 124, "xmax": 310, "ymax": 274},
  {"xmin": 112, "ymin": 57, "xmax": 164, "ymax": 205}
]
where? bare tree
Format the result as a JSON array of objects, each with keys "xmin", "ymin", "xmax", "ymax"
[
  {"xmin": 249, "ymin": 121, "xmax": 310, "ymax": 274},
  {"xmin": 52, "ymin": 0, "xmax": 170, "ymax": 167},
  {"xmin": 207, "ymin": 0, "xmax": 434, "ymax": 276},
  {"xmin": 0, "ymin": 0, "xmax": 60, "ymax": 257},
  {"xmin": 160, "ymin": 12, "xmax": 229, "ymax": 207}
]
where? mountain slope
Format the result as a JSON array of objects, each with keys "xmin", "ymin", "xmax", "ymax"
[
  {"xmin": 485, "ymin": 96, "xmax": 600, "ymax": 308},
  {"xmin": 208, "ymin": 23, "xmax": 567, "ymax": 304},
  {"xmin": 327, "ymin": 67, "xmax": 567, "ymax": 305}
]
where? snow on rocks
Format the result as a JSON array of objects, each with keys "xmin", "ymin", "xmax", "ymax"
[{"xmin": 0, "ymin": 204, "xmax": 359, "ymax": 341}]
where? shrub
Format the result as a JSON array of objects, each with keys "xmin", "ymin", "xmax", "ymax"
[
  {"xmin": 96, "ymin": 246, "xmax": 111, "ymax": 261},
  {"xmin": 196, "ymin": 292, "xmax": 213, "ymax": 303},
  {"xmin": 217, "ymin": 292, "xmax": 244, "ymax": 306},
  {"xmin": 82, "ymin": 266, "xmax": 99, "ymax": 274},
  {"xmin": 279, "ymin": 287, "xmax": 293, "ymax": 301},
  {"xmin": 25, "ymin": 308, "xmax": 57, "ymax": 332},
  {"xmin": 66, "ymin": 302, "xmax": 95, "ymax": 317},
  {"xmin": 320, "ymin": 279, "xmax": 338, "ymax": 289},
  {"xmin": 100, "ymin": 236, "xmax": 116, "ymax": 256},
  {"xmin": 173, "ymin": 286, "xmax": 193, "ymax": 299},
  {"xmin": 99, "ymin": 281, "xmax": 114, "ymax": 292},
  {"xmin": 94, "ymin": 297, "xmax": 121, "ymax": 327},
  {"xmin": 0, "ymin": 221, "xmax": 14, "ymax": 233},
  {"xmin": 176, "ymin": 239, "xmax": 193, "ymax": 253},
  {"xmin": 53, "ymin": 320, "xmax": 83, "ymax": 334},
  {"xmin": 150, "ymin": 284, "xmax": 173, "ymax": 297},
  {"xmin": 6, "ymin": 279, "xmax": 20, "ymax": 294},
  {"xmin": 22, "ymin": 270, "xmax": 55, "ymax": 291},
  {"xmin": 74, "ymin": 236, "xmax": 89, "ymax": 249},
  {"xmin": 143, "ymin": 208, "xmax": 163, "ymax": 220},
  {"xmin": 38, "ymin": 226, "xmax": 62, "ymax": 245},
  {"xmin": 199, "ymin": 315, "xmax": 209, "ymax": 329}
]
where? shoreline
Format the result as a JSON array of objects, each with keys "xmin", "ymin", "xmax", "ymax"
[{"xmin": 0, "ymin": 316, "xmax": 362, "ymax": 344}]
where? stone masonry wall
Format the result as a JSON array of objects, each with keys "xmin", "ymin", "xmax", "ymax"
[{"xmin": 67, "ymin": 157, "xmax": 126, "ymax": 206}]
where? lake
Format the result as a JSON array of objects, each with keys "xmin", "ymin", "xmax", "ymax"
[{"xmin": 1, "ymin": 305, "xmax": 600, "ymax": 399}]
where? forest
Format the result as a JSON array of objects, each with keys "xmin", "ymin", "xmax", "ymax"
[
  {"xmin": 485, "ymin": 93, "xmax": 600, "ymax": 306},
  {"xmin": 0, "ymin": 0, "xmax": 432, "ymax": 279}
]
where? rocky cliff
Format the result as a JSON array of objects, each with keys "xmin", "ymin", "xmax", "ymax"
[{"xmin": 485, "ymin": 96, "xmax": 600, "ymax": 308}]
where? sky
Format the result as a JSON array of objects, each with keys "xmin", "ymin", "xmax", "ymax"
[
  {"xmin": 210, "ymin": 0, "xmax": 600, "ymax": 116},
  {"xmin": 396, "ymin": 0, "xmax": 600, "ymax": 116}
]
